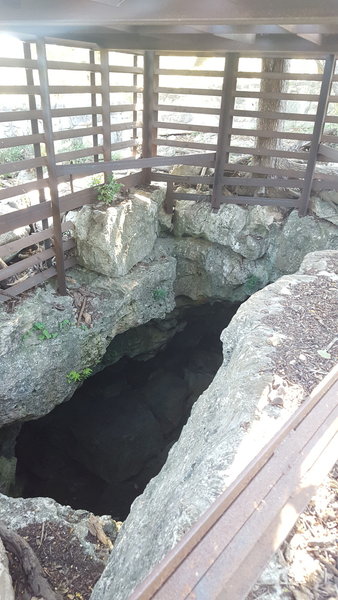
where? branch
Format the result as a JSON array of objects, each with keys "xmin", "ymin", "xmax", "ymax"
[{"xmin": 0, "ymin": 520, "xmax": 62, "ymax": 600}]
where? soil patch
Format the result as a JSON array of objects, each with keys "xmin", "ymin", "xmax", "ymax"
[
  {"xmin": 7, "ymin": 521, "xmax": 106, "ymax": 600},
  {"xmin": 265, "ymin": 275, "xmax": 337, "ymax": 394}
]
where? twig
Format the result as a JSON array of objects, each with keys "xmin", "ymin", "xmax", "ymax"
[{"xmin": 77, "ymin": 297, "xmax": 87, "ymax": 326}]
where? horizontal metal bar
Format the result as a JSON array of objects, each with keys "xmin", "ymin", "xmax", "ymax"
[
  {"xmin": 231, "ymin": 109, "xmax": 318, "ymax": 122},
  {"xmin": 155, "ymin": 121, "xmax": 219, "ymax": 133},
  {"xmin": 55, "ymin": 145, "xmax": 104, "ymax": 163},
  {"xmin": 0, "ymin": 133, "xmax": 45, "ymax": 148},
  {"xmin": 156, "ymin": 139, "xmax": 217, "ymax": 150},
  {"xmin": 0, "ymin": 221, "xmax": 74, "ymax": 259},
  {"xmin": 156, "ymin": 104, "xmax": 220, "ymax": 115},
  {"xmin": 0, "ymin": 256, "xmax": 76, "ymax": 302},
  {"xmin": 230, "ymin": 128, "xmax": 312, "ymax": 141},
  {"xmin": 0, "ymin": 109, "xmax": 43, "ymax": 122},
  {"xmin": 53, "ymin": 126, "xmax": 103, "ymax": 141},
  {"xmin": 156, "ymin": 68, "xmax": 224, "ymax": 77},
  {"xmin": 234, "ymin": 90, "xmax": 320, "ymax": 101},
  {"xmin": 56, "ymin": 152, "xmax": 216, "ymax": 177},
  {"xmin": 0, "ymin": 156, "xmax": 47, "ymax": 176},
  {"xmin": 157, "ymin": 86, "xmax": 222, "ymax": 96},
  {"xmin": 237, "ymin": 70, "xmax": 323, "ymax": 81},
  {"xmin": 0, "ymin": 178, "xmax": 49, "ymax": 202},
  {"xmin": 109, "ymin": 86, "xmax": 143, "ymax": 93},
  {"xmin": 109, "ymin": 64, "xmax": 143, "ymax": 74}
]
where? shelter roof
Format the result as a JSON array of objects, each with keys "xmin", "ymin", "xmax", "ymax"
[{"xmin": 1, "ymin": 0, "xmax": 338, "ymax": 54}]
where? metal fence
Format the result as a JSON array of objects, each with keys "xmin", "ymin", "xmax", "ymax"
[{"xmin": 1, "ymin": 41, "xmax": 338, "ymax": 302}]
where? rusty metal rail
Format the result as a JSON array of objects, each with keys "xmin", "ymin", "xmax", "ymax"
[{"xmin": 129, "ymin": 365, "xmax": 338, "ymax": 600}]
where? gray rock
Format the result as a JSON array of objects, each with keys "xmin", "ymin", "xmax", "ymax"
[
  {"xmin": 310, "ymin": 194, "xmax": 338, "ymax": 225},
  {"xmin": 0, "ymin": 539, "xmax": 14, "ymax": 600},
  {"xmin": 0, "ymin": 256, "xmax": 176, "ymax": 426},
  {"xmin": 90, "ymin": 250, "xmax": 337, "ymax": 600},
  {"xmin": 69, "ymin": 192, "xmax": 158, "ymax": 277},
  {"xmin": 0, "ymin": 493, "xmax": 118, "ymax": 562},
  {"xmin": 268, "ymin": 210, "xmax": 338, "ymax": 278},
  {"xmin": 173, "ymin": 201, "xmax": 281, "ymax": 260}
]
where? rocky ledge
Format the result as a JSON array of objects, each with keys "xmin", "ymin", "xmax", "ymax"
[{"xmin": 90, "ymin": 250, "xmax": 338, "ymax": 600}]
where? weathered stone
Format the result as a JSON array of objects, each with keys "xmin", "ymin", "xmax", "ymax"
[
  {"xmin": 0, "ymin": 538, "xmax": 14, "ymax": 600},
  {"xmin": 69, "ymin": 192, "xmax": 158, "ymax": 277},
  {"xmin": 174, "ymin": 236, "xmax": 271, "ymax": 301},
  {"xmin": 268, "ymin": 210, "xmax": 338, "ymax": 278},
  {"xmin": 173, "ymin": 200, "xmax": 282, "ymax": 260},
  {"xmin": 90, "ymin": 250, "xmax": 337, "ymax": 600},
  {"xmin": 170, "ymin": 164, "xmax": 202, "ymax": 177},
  {"xmin": 0, "ymin": 256, "xmax": 176, "ymax": 426},
  {"xmin": 310, "ymin": 194, "xmax": 338, "ymax": 226}
]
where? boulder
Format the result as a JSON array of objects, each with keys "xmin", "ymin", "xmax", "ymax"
[
  {"xmin": 0, "ymin": 256, "xmax": 176, "ymax": 426},
  {"xmin": 173, "ymin": 200, "xmax": 281, "ymax": 259},
  {"xmin": 69, "ymin": 192, "xmax": 158, "ymax": 277},
  {"xmin": 90, "ymin": 250, "xmax": 338, "ymax": 600}
]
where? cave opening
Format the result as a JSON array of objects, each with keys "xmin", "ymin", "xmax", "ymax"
[{"xmin": 15, "ymin": 301, "xmax": 239, "ymax": 520}]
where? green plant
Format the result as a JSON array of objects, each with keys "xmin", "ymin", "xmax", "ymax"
[
  {"xmin": 91, "ymin": 175, "xmax": 103, "ymax": 187},
  {"xmin": 153, "ymin": 288, "xmax": 167, "ymax": 301},
  {"xmin": 97, "ymin": 176, "xmax": 123, "ymax": 205},
  {"xmin": 244, "ymin": 275, "xmax": 262, "ymax": 294},
  {"xmin": 66, "ymin": 368, "xmax": 93, "ymax": 384},
  {"xmin": 32, "ymin": 322, "xmax": 58, "ymax": 340}
]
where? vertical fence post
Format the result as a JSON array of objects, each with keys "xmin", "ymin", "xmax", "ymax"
[
  {"xmin": 132, "ymin": 54, "xmax": 139, "ymax": 158},
  {"xmin": 100, "ymin": 49, "xmax": 111, "ymax": 183},
  {"xmin": 90, "ymin": 49, "xmax": 99, "ymax": 165},
  {"xmin": 152, "ymin": 53, "xmax": 160, "ymax": 159},
  {"xmin": 36, "ymin": 39, "xmax": 66, "ymax": 295},
  {"xmin": 142, "ymin": 50, "xmax": 155, "ymax": 184},
  {"xmin": 212, "ymin": 53, "xmax": 239, "ymax": 210},
  {"xmin": 23, "ymin": 41, "xmax": 50, "ymax": 249},
  {"xmin": 299, "ymin": 54, "xmax": 335, "ymax": 216}
]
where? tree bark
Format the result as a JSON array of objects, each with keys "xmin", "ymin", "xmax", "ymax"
[{"xmin": 254, "ymin": 57, "xmax": 288, "ymax": 170}]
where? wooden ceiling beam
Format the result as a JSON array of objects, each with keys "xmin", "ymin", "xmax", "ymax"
[{"xmin": 279, "ymin": 25, "xmax": 322, "ymax": 45}]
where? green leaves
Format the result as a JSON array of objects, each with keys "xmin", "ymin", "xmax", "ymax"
[
  {"xmin": 66, "ymin": 368, "xmax": 93, "ymax": 384},
  {"xmin": 33, "ymin": 322, "xmax": 58, "ymax": 340},
  {"xmin": 97, "ymin": 176, "xmax": 124, "ymax": 205},
  {"xmin": 317, "ymin": 349, "xmax": 331, "ymax": 359},
  {"xmin": 153, "ymin": 288, "xmax": 167, "ymax": 301}
]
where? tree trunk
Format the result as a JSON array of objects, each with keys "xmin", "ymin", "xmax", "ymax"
[{"xmin": 254, "ymin": 57, "xmax": 288, "ymax": 170}]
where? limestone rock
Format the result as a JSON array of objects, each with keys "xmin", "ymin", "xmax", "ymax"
[
  {"xmin": 173, "ymin": 200, "xmax": 281, "ymax": 260},
  {"xmin": 268, "ymin": 210, "xmax": 338, "ymax": 278},
  {"xmin": 90, "ymin": 250, "xmax": 338, "ymax": 600},
  {"xmin": 0, "ymin": 538, "xmax": 14, "ymax": 600},
  {"xmin": 170, "ymin": 164, "xmax": 202, "ymax": 177},
  {"xmin": 69, "ymin": 193, "xmax": 158, "ymax": 277},
  {"xmin": 310, "ymin": 194, "xmax": 338, "ymax": 226},
  {"xmin": 174, "ymin": 236, "xmax": 271, "ymax": 302},
  {"xmin": 0, "ymin": 256, "xmax": 176, "ymax": 426}
]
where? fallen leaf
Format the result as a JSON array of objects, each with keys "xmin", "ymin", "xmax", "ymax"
[{"xmin": 317, "ymin": 349, "xmax": 331, "ymax": 359}]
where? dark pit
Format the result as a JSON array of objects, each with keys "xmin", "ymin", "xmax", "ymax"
[{"xmin": 15, "ymin": 302, "xmax": 238, "ymax": 520}]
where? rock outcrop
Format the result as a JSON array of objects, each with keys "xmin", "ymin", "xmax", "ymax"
[{"xmin": 90, "ymin": 250, "xmax": 338, "ymax": 600}]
